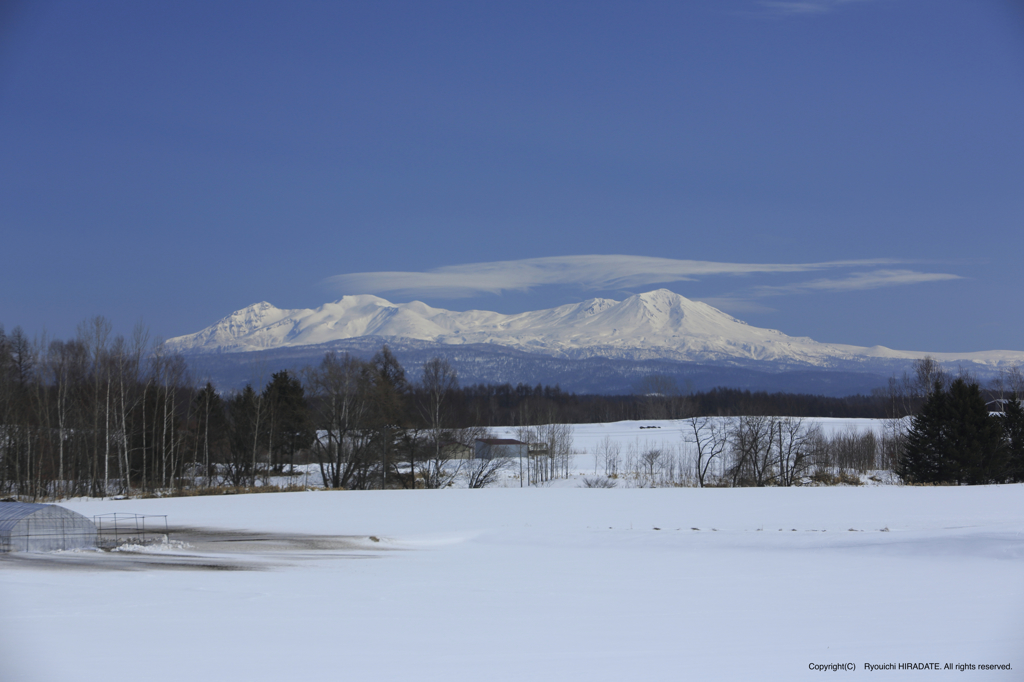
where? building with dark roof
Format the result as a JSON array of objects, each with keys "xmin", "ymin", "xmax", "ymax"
[{"xmin": 474, "ymin": 438, "xmax": 527, "ymax": 460}]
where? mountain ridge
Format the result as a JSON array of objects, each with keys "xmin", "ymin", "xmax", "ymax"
[{"xmin": 166, "ymin": 290, "xmax": 1024, "ymax": 370}]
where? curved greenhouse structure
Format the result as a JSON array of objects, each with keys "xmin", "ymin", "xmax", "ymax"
[{"xmin": 0, "ymin": 502, "xmax": 97, "ymax": 553}]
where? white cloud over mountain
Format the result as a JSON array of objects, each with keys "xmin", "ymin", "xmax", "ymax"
[
  {"xmin": 325, "ymin": 255, "xmax": 960, "ymax": 302},
  {"xmin": 750, "ymin": 269, "xmax": 962, "ymax": 296}
]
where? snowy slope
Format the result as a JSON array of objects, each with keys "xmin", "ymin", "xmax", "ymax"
[{"xmin": 167, "ymin": 289, "xmax": 1024, "ymax": 369}]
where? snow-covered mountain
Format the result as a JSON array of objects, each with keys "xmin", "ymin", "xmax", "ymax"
[{"xmin": 166, "ymin": 289, "xmax": 1024, "ymax": 370}]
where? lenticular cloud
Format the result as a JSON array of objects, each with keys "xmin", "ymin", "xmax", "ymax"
[{"xmin": 325, "ymin": 254, "xmax": 954, "ymax": 299}]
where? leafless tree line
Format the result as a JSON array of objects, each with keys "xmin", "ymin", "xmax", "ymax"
[
  {"xmin": 585, "ymin": 416, "xmax": 895, "ymax": 488},
  {"xmin": 0, "ymin": 319, "xmax": 194, "ymax": 499},
  {"xmin": 513, "ymin": 421, "xmax": 575, "ymax": 486},
  {"xmin": 301, "ymin": 352, "xmax": 569, "ymax": 490}
]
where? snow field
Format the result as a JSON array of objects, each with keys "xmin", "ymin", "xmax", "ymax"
[{"xmin": 1, "ymin": 481, "xmax": 1022, "ymax": 681}]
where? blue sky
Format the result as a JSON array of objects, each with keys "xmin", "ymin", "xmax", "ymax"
[{"xmin": 1, "ymin": 0, "xmax": 1022, "ymax": 352}]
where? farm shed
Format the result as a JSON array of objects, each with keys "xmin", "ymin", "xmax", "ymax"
[
  {"xmin": 441, "ymin": 441, "xmax": 474, "ymax": 460},
  {"xmin": 474, "ymin": 438, "xmax": 528, "ymax": 460},
  {"xmin": 0, "ymin": 502, "xmax": 97, "ymax": 553}
]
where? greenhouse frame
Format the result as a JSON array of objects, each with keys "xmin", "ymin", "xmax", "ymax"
[{"xmin": 0, "ymin": 502, "xmax": 97, "ymax": 553}]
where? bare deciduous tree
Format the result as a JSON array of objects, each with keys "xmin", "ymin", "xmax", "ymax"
[
  {"xmin": 516, "ymin": 421, "xmax": 574, "ymax": 484},
  {"xmin": 304, "ymin": 352, "xmax": 369, "ymax": 489},
  {"xmin": 728, "ymin": 415, "xmax": 775, "ymax": 487},
  {"xmin": 419, "ymin": 357, "xmax": 461, "ymax": 489},
  {"xmin": 775, "ymin": 417, "xmax": 815, "ymax": 487},
  {"xmin": 365, "ymin": 345, "xmax": 408, "ymax": 489},
  {"xmin": 595, "ymin": 435, "xmax": 621, "ymax": 478},
  {"xmin": 684, "ymin": 415, "xmax": 727, "ymax": 487}
]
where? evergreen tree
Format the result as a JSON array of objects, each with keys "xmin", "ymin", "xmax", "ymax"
[
  {"xmin": 226, "ymin": 385, "xmax": 261, "ymax": 486},
  {"xmin": 192, "ymin": 383, "xmax": 228, "ymax": 484},
  {"xmin": 945, "ymin": 378, "xmax": 1006, "ymax": 484},
  {"xmin": 901, "ymin": 378, "xmax": 1005, "ymax": 484},
  {"xmin": 263, "ymin": 370, "xmax": 314, "ymax": 470},
  {"xmin": 901, "ymin": 381, "xmax": 947, "ymax": 483},
  {"xmin": 1001, "ymin": 394, "xmax": 1024, "ymax": 483}
]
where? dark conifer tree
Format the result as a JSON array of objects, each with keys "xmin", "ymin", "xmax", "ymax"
[
  {"xmin": 900, "ymin": 381, "xmax": 949, "ymax": 484},
  {"xmin": 263, "ymin": 370, "xmax": 314, "ymax": 470},
  {"xmin": 226, "ymin": 385, "xmax": 261, "ymax": 486},
  {"xmin": 945, "ymin": 378, "xmax": 1006, "ymax": 484},
  {"xmin": 1001, "ymin": 394, "xmax": 1024, "ymax": 483},
  {"xmin": 901, "ymin": 378, "xmax": 1005, "ymax": 484},
  {"xmin": 193, "ymin": 383, "xmax": 228, "ymax": 484}
]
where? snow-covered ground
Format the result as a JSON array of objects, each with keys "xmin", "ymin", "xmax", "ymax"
[{"xmin": 2, "ymin": 475, "xmax": 1022, "ymax": 680}]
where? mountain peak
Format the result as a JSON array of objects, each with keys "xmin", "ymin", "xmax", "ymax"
[
  {"xmin": 234, "ymin": 301, "xmax": 277, "ymax": 314},
  {"xmin": 637, "ymin": 288, "xmax": 687, "ymax": 300},
  {"xmin": 333, "ymin": 294, "xmax": 395, "ymax": 307}
]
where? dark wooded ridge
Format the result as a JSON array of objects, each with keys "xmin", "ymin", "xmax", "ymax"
[{"xmin": 432, "ymin": 384, "xmax": 889, "ymax": 427}]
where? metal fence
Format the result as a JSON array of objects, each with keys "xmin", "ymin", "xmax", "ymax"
[{"xmin": 92, "ymin": 513, "xmax": 169, "ymax": 548}]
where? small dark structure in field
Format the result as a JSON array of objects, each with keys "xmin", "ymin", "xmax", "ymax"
[
  {"xmin": 0, "ymin": 502, "xmax": 97, "ymax": 553},
  {"xmin": 474, "ymin": 438, "xmax": 527, "ymax": 460}
]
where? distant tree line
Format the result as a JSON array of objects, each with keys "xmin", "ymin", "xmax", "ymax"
[
  {"xmin": 2, "ymin": 319, "xmax": 1021, "ymax": 498},
  {"xmin": 419, "ymin": 381, "xmax": 891, "ymax": 427}
]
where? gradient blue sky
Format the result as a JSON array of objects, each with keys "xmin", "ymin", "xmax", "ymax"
[{"xmin": 1, "ymin": 0, "xmax": 1022, "ymax": 352}]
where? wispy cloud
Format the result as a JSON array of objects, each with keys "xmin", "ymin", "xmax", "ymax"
[
  {"xmin": 750, "ymin": 269, "xmax": 963, "ymax": 295},
  {"xmin": 760, "ymin": 1, "xmax": 831, "ymax": 14},
  {"xmin": 695, "ymin": 297, "xmax": 780, "ymax": 315},
  {"xmin": 700, "ymin": 269, "xmax": 962, "ymax": 315},
  {"xmin": 758, "ymin": 0, "xmax": 874, "ymax": 16},
  {"xmin": 325, "ymin": 255, "xmax": 956, "ymax": 301}
]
